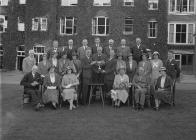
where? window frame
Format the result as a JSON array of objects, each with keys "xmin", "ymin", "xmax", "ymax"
[
  {"xmin": 123, "ymin": 0, "xmax": 134, "ymax": 7},
  {"xmin": 33, "ymin": 45, "xmax": 46, "ymax": 65},
  {"xmin": 19, "ymin": 0, "xmax": 26, "ymax": 4},
  {"xmin": 0, "ymin": 0, "xmax": 9, "ymax": 6},
  {"xmin": 148, "ymin": 20, "xmax": 158, "ymax": 38},
  {"xmin": 59, "ymin": 17, "xmax": 77, "ymax": 35},
  {"xmin": 168, "ymin": 22, "xmax": 195, "ymax": 45},
  {"xmin": 17, "ymin": 16, "xmax": 25, "ymax": 31},
  {"xmin": 0, "ymin": 15, "xmax": 8, "ymax": 33},
  {"xmin": 123, "ymin": 17, "xmax": 134, "ymax": 35},
  {"xmin": 92, "ymin": 16, "xmax": 109, "ymax": 36},
  {"xmin": 169, "ymin": 0, "xmax": 195, "ymax": 14},
  {"xmin": 148, "ymin": 0, "xmax": 159, "ymax": 10},
  {"xmin": 61, "ymin": 0, "xmax": 78, "ymax": 6},
  {"xmin": 93, "ymin": 0, "xmax": 111, "ymax": 6},
  {"xmin": 40, "ymin": 18, "xmax": 47, "ymax": 31}
]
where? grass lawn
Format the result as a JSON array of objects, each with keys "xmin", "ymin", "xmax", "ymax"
[{"xmin": 1, "ymin": 84, "xmax": 196, "ymax": 140}]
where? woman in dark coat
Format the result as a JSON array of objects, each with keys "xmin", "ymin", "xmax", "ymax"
[
  {"xmin": 42, "ymin": 66, "xmax": 61, "ymax": 109},
  {"xmin": 154, "ymin": 67, "xmax": 173, "ymax": 110},
  {"xmin": 126, "ymin": 52, "xmax": 137, "ymax": 82}
]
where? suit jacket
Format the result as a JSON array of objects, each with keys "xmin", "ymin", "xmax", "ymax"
[
  {"xmin": 92, "ymin": 53, "xmax": 107, "ymax": 73},
  {"xmin": 126, "ymin": 60, "xmax": 137, "ymax": 82},
  {"xmin": 22, "ymin": 57, "xmax": 36, "ymax": 73},
  {"xmin": 165, "ymin": 59, "xmax": 180, "ymax": 80},
  {"xmin": 104, "ymin": 58, "xmax": 117, "ymax": 81},
  {"xmin": 155, "ymin": 75, "xmax": 172, "ymax": 91},
  {"xmin": 77, "ymin": 46, "xmax": 87, "ymax": 60},
  {"xmin": 64, "ymin": 46, "xmax": 77, "ymax": 60},
  {"xmin": 138, "ymin": 60, "xmax": 152, "ymax": 83},
  {"xmin": 20, "ymin": 72, "xmax": 42, "ymax": 91},
  {"xmin": 131, "ymin": 44, "xmax": 146, "ymax": 63},
  {"xmin": 37, "ymin": 60, "xmax": 51, "ymax": 76},
  {"xmin": 81, "ymin": 56, "xmax": 92, "ymax": 80},
  {"xmin": 47, "ymin": 47, "xmax": 61, "ymax": 59},
  {"xmin": 104, "ymin": 45, "xmax": 117, "ymax": 58},
  {"xmin": 117, "ymin": 46, "xmax": 131, "ymax": 61},
  {"xmin": 72, "ymin": 59, "xmax": 82, "ymax": 74},
  {"xmin": 43, "ymin": 73, "xmax": 61, "ymax": 88}
]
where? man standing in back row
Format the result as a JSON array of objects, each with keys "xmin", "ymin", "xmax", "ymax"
[{"xmin": 132, "ymin": 37, "xmax": 146, "ymax": 63}]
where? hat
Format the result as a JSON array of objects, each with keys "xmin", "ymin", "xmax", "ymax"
[
  {"xmin": 66, "ymin": 66, "xmax": 73, "ymax": 72},
  {"xmin": 118, "ymin": 66, "xmax": 126, "ymax": 72},
  {"xmin": 146, "ymin": 48, "xmax": 152, "ymax": 52},
  {"xmin": 153, "ymin": 51, "xmax": 160, "ymax": 56},
  {"xmin": 29, "ymin": 49, "xmax": 35, "ymax": 54},
  {"xmin": 159, "ymin": 67, "xmax": 166, "ymax": 71},
  {"xmin": 141, "ymin": 52, "xmax": 148, "ymax": 56}
]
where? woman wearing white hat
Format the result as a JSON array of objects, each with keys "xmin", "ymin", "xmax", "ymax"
[
  {"xmin": 154, "ymin": 67, "xmax": 173, "ymax": 110},
  {"xmin": 150, "ymin": 51, "xmax": 163, "ymax": 84}
]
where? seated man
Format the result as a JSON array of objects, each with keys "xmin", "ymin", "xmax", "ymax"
[
  {"xmin": 153, "ymin": 67, "xmax": 173, "ymax": 111},
  {"xmin": 20, "ymin": 65, "xmax": 43, "ymax": 111},
  {"xmin": 132, "ymin": 67, "xmax": 148, "ymax": 111}
]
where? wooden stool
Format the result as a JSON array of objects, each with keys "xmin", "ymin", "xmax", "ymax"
[{"xmin": 88, "ymin": 83, "xmax": 104, "ymax": 107}]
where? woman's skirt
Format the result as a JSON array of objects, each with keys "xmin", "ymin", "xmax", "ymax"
[
  {"xmin": 43, "ymin": 89, "xmax": 59, "ymax": 104},
  {"xmin": 62, "ymin": 88, "xmax": 77, "ymax": 101},
  {"xmin": 154, "ymin": 90, "xmax": 172, "ymax": 104},
  {"xmin": 111, "ymin": 89, "xmax": 128, "ymax": 103}
]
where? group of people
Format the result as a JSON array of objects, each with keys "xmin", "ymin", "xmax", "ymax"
[{"xmin": 20, "ymin": 37, "xmax": 180, "ymax": 111}]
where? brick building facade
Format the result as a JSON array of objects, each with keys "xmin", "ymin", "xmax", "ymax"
[
  {"xmin": 1, "ymin": 0, "xmax": 168, "ymax": 70},
  {"xmin": 167, "ymin": 0, "xmax": 196, "ymax": 75}
]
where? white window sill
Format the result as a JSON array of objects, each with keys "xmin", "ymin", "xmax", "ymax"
[
  {"xmin": 169, "ymin": 12, "xmax": 195, "ymax": 15},
  {"xmin": 59, "ymin": 33, "xmax": 78, "ymax": 36},
  {"xmin": 148, "ymin": 37, "xmax": 157, "ymax": 39},
  {"xmin": 92, "ymin": 34, "xmax": 109, "ymax": 36}
]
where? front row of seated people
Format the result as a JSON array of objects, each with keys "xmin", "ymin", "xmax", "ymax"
[{"xmin": 20, "ymin": 50, "xmax": 175, "ymax": 111}]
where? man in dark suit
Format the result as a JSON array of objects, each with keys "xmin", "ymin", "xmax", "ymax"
[
  {"xmin": 103, "ymin": 50, "xmax": 117, "ymax": 95},
  {"xmin": 104, "ymin": 39, "xmax": 116, "ymax": 58},
  {"xmin": 81, "ymin": 48, "xmax": 94, "ymax": 105},
  {"xmin": 126, "ymin": 52, "xmax": 138, "ymax": 82},
  {"xmin": 117, "ymin": 39, "xmax": 130, "ymax": 61},
  {"xmin": 165, "ymin": 51, "xmax": 180, "ymax": 97},
  {"xmin": 165, "ymin": 51, "xmax": 180, "ymax": 80},
  {"xmin": 47, "ymin": 40, "xmax": 61, "ymax": 59},
  {"xmin": 77, "ymin": 39, "xmax": 89, "ymax": 60},
  {"xmin": 132, "ymin": 37, "xmax": 146, "ymax": 63},
  {"xmin": 92, "ymin": 47, "xmax": 107, "ymax": 83},
  {"xmin": 20, "ymin": 65, "xmax": 43, "ymax": 111},
  {"xmin": 92, "ymin": 37, "xmax": 103, "ymax": 54},
  {"xmin": 64, "ymin": 39, "xmax": 77, "ymax": 60}
]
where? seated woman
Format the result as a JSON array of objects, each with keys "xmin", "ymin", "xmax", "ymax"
[
  {"xmin": 42, "ymin": 66, "xmax": 61, "ymax": 109},
  {"xmin": 111, "ymin": 66, "xmax": 129, "ymax": 107},
  {"xmin": 154, "ymin": 67, "xmax": 173, "ymax": 111},
  {"xmin": 132, "ymin": 67, "xmax": 148, "ymax": 111},
  {"xmin": 61, "ymin": 66, "xmax": 79, "ymax": 110}
]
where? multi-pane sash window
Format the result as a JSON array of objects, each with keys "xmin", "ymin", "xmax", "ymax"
[
  {"xmin": 92, "ymin": 17, "xmax": 109, "ymax": 36},
  {"xmin": 61, "ymin": 0, "xmax": 78, "ymax": 6},
  {"xmin": 169, "ymin": 0, "xmax": 195, "ymax": 13},
  {"xmin": 19, "ymin": 0, "xmax": 26, "ymax": 4},
  {"xmin": 0, "ymin": 15, "xmax": 7, "ymax": 33},
  {"xmin": 168, "ymin": 23, "xmax": 195, "ymax": 44},
  {"xmin": 18, "ymin": 16, "xmax": 25, "ymax": 31},
  {"xmin": 124, "ymin": 17, "xmax": 133, "ymax": 35},
  {"xmin": 93, "ymin": 0, "xmax": 111, "ymax": 6},
  {"xmin": 17, "ymin": 45, "xmax": 25, "ymax": 57},
  {"xmin": 148, "ymin": 0, "xmax": 158, "ymax": 10},
  {"xmin": 148, "ymin": 20, "xmax": 158, "ymax": 38},
  {"xmin": 60, "ymin": 17, "xmax": 77, "ymax": 35},
  {"xmin": 0, "ymin": 0, "xmax": 9, "ymax": 6},
  {"xmin": 32, "ymin": 17, "xmax": 47, "ymax": 31},
  {"xmin": 33, "ymin": 45, "xmax": 45, "ymax": 64},
  {"xmin": 123, "ymin": 0, "xmax": 134, "ymax": 6}
]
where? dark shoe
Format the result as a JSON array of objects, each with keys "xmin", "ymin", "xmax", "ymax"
[
  {"xmin": 35, "ymin": 103, "xmax": 41, "ymax": 111},
  {"xmin": 135, "ymin": 104, "xmax": 139, "ymax": 111},
  {"xmin": 140, "ymin": 105, "xmax": 144, "ymax": 111},
  {"xmin": 52, "ymin": 103, "xmax": 57, "ymax": 110}
]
